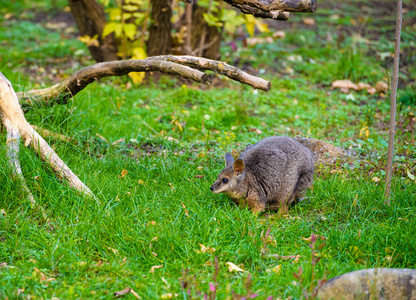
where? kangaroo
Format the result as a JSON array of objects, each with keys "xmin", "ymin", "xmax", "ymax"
[{"xmin": 210, "ymin": 136, "xmax": 314, "ymax": 214}]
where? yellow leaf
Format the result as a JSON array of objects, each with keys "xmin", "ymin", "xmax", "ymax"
[
  {"xmin": 198, "ymin": 243, "xmax": 216, "ymax": 254},
  {"xmin": 149, "ymin": 265, "xmax": 163, "ymax": 273},
  {"xmin": 122, "ymin": 4, "xmax": 139, "ymax": 11},
  {"xmin": 272, "ymin": 264, "xmax": 281, "ymax": 274},
  {"xmin": 119, "ymin": 169, "xmax": 128, "ymax": 178},
  {"xmin": 102, "ymin": 22, "xmax": 117, "ymax": 38},
  {"xmin": 108, "ymin": 7, "xmax": 122, "ymax": 21},
  {"xmin": 138, "ymin": 179, "xmax": 145, "ymax": 185},
  {"xmin": 255, "ymin": 19, "xmax": 269, "ymax": 33},
  {"xmin": 123, "ymin": 23, "xmax": 137, "ymax": 40},
  {"xmin": 128, "ymin": 72, "xmax": 145, "ymax": 84},
  {"xmin": 114, "ymin": 23, "xmax": 123, "ymax": 38},
  {"xmin": 132, "ymin": 47, "xmax": 147, "ymax": 60},
  {"xmin": 226, "ymin": 262, "xmax": 246, "ymax": 273},
  {"xmin": 245, "ymin": 15, "xmax": 256, "ymax": 37}
]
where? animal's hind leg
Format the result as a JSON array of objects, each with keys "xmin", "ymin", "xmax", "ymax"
[{"xmin": 293, "ymin": 170, "xmax": 314, "ymax": 201}]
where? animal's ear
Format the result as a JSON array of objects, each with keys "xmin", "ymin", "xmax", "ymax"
[
  {"xmin": 225, "ymin": 153, "xmax": 234, "ymax": 167},
  {"xmin": 233, "ymin": 159, "xmax": 245, "ymax": 176}
]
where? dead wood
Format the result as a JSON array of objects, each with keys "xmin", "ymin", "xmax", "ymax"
[
  {"xmin": 223, "ymin": 0, "xmax": 316, "ymax": 20},
  {"xmin": 236, "ymin": 6, "xmax": 289, "ymax": 20},
  {"xmin": 31, "ymin": 125, "xmax": 77, "ymax": 144},
  {"xmin": 17, "ymin": 56, "xmax": 271, "ymax": 106},
  {"xmin": 0, "ymin": 73, "xmax": 95, "ymax": 202},
  {"xmin": 17, "ymin": 59, "xmax": 211, "ymax": 106},
  {"xmin": 148, "ymin": 55, "xmax": 272, "ymax": 91}
]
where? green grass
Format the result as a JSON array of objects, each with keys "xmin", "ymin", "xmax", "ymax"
[{"xmin": 1, "ymin": 0, "xmax": 416, "ymax": 299}]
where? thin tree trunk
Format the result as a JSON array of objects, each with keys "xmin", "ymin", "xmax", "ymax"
[
  {"xmin": 191, "ymin": 3, "xmax": 222, "ymax": 60},
  {"xmin": 147, "ymin": 0, "xmax": 173, "ymax": 56},
  {"xmin": 384, "ymin": 0, "xmax": 402, "ymax": 204},
  {"xmin": 69, "ymin": 0, "xmax": 119, "ymax": 62}
]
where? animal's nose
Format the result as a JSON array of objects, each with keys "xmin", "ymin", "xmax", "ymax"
[{"xmin": 210, "ymin": 186, "xmax": 214, "ymax": 191}]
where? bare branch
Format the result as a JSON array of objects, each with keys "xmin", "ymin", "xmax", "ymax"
[
  {"xmin": 148, "ymin": 55, "xmax": 272, "ymax": 91},
  {"xmin": 235, "ymin": 6, "xmax": 289, "ymax": 20},
  {"xmin": 0, "ymin": 73, "xmax": 96, "ymax": 202},
  {"xmin": 4, "ymin": 118, "xmax": 36, "ymax": 203},
  {"xmin": 222, "ymin": 0, "xmax": 317, "ymax": 19},
  {"xmin": 17, "ymin": 59, "xmax": 211, "ymax": 106},
  {"xmin": 384, "ymin": 0, "xmax": 402, "ymax": 204},
  {"xmin": 31, "ymin": 125, "xmax": 77, "ymax": 144}
]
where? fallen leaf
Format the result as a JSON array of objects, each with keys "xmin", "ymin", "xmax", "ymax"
[
  {"xmin": 119, "ymin": 169, "xmax": 128, "ymax": 179},
  {"xmin": 226, "ymin": 262, "xmax": 246, "ymax": 273},
  {"xmin": 272, "ymin": 31, "xmax": 286, "ymax": 39},
  {"xmin": 302, "ymin": 235, "xmax": 326, "ymax": 242},
  {"xmin": 112, "ymin": 138, "xmax": 125, "ymax": 145},
  {"xmin": 165, "ymin": 136, "xmax": 179, "ymax": 143},
  {"xmin": 375, "ymin": 81, "xmax": 388, "ymax": 93},
  {"xmin": 331, "ymin": 80, "xmax": 359, "ymax": 92},
  {"xmin": 108, "ymin": 247, "xmax": 119, "ymax": 255},
  {"xmin": 114, "ymin": 287, "xmax": 140, "ymax": 298},
  {"xmin": 367, "ymin": 87, "xmax": 377, "ymax": 94},
  {"xmin": 203, "ymin": 260, "xmax": 212, "ymax": 266},
  {"xmin": 151, "ymin": 236, "xmax": 158, "ymax": 242},
  {"xmin": 194, "ymin": 175, "xmax": 204, "ymax": 178},
  {"xmin": 372, "ymin": 177, "xmax": 381, "ymax": 182},
  {"xmin": 138, "ymin": 179, "xmax": 145, "ymax": 185},
  {"xmin": 149, "ymin": 265, "xmax": 163, "ymax": 273},
  {"xmin": 197, "ymin": 243, "xmax": 216, "ymax": 254},
  {"xmin": 357, "ymin": 82, "xmax": 372, "ymax": 90},
  {"xmin": 303, "ymin": 18, "xmax": 316, "ymax": 25},
  {"xmin": 330, "ymin": 170, "xmax": 343, "ymax": 174},
  {"xmin": 0, "ymin": 209, "xmax": 6, "ymax": 217},
  {"xmin": 272, "ymin": 264, "xmax": 281, "ymax": 274},
  {"xmin": 406, "ymin": 169, "xmax": 415, "ymax": 182}
]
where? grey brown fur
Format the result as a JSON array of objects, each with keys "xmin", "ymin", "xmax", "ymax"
[{"xmin": 210, "ymin": 136, "xmax": 314, "ymax": 214}]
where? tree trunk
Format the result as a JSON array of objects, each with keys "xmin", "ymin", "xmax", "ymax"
[
  {"xmin": 69, "ymin": 0, "xmax": 119, "ymax": 62},
  {"xmin": 147, "ymin": 0, "xmax": 173, "ymax": 57},
  {"xmin": 191, "ymin": 3, "xmax": 222, "ymax": 60}
]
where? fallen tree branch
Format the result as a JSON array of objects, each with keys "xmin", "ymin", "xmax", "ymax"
[
  {"xmin": 223, "ymin": 0, "xmax": 317, "ymax": 16},
  {"xmin": 4, "ymin": 118, "xmax": 35, "ymax": 204},
  {"xmin": 17, "ymin": 59, "xmax": 211, "ymax": 106},
  {"xmin": 147, "ymin": 55, "xmax": 272, "ymax": 91},
  {"xmin": 31, "ymin": 125, "xmax": 77, "ymax": 144},
  {"xmin": 0, "ymin": 73, "xmax": 95, "ymax": 202},
  {"xmin": 17, "ymin": 56, "xmax": 271, "ymax": 106}
]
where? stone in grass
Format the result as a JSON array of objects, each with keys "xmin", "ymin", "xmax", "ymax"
[{"xmin": 318, "ymin": 268, "xmax": 416, "ymax": 300}]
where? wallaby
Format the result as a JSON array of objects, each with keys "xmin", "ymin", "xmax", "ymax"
[{"xmin": 210, "ymin": 136, "xmax": 314, "ymax": 214}]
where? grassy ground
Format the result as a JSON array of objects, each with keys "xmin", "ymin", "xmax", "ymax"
[{"xmin": 1, "ymin": 0, "xmax": 416, "ymax": 299}]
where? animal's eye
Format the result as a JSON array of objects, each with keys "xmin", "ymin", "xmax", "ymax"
[{"xmin": 222, "ymin": 178, "xmax": 229, "ymax": 183}]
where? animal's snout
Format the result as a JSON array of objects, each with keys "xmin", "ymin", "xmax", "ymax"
[{"xmin": 210, "ymin": 185, "xmax": 214, "ymax": 192}]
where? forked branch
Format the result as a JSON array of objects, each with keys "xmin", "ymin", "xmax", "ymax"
[
  {"xmin": 17, "ymin": 56, "xmax": 271, "ymax": 106},
  {"xmin": 0, "ymin": 73, "xmax": 95, "ymax": 202}
]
